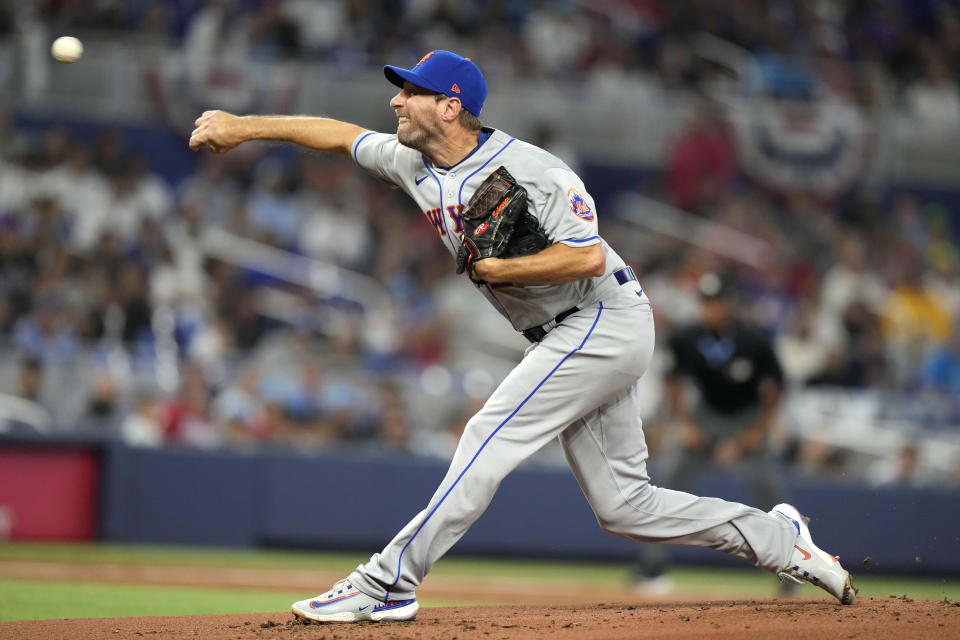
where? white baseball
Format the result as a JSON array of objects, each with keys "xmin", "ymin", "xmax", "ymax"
[{"xmin": 51, "ymin": 36, "xmax": 83, "ymax": 63}]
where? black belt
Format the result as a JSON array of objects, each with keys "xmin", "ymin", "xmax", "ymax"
[
  {"xmin": 522, "ymin": 306, "xmax": 580, "ymax": 343},
  {"xmin": 521, "ymin": 266, "xmax": 637, "ymax": 343}
]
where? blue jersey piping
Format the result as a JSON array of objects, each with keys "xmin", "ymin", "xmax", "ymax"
[
  {"xmin": 422, "ymin": 159, "xmax": 459, "ymax": 254},
  {"xmin": 352, "ymin": 132, "xmax": 377, "ymax": 165},
  {"xmin": 457, "ymin": 138, "xmax": 517, "ymax": 206},
  {"xmin": 437, "ymin": 127, "xmax": 494, "ymax": 170}
]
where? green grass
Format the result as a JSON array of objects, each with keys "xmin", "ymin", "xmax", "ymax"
[
  {"xmin": 850, "ymin": 573, "xmax": 958, "ymax": 601},
  {"xmin": 0, "ymin": 542, "xmax": 956, "ymax": 622},
  {"xmin": 0, "ymin": 577, "xmax": 460, "ymax": 623},
  {"xmin": 0, "ymin": 542, "xmax": 371, "ymax": 571},
  {"xmin": 0, "ymin": 579, "xmax": 305, "ymax": 622},
  {"xmin": 0, "ymin": 542, "xmax": 625, "ymax": 581},
  {"xmin": 628, "ymin": 567, "xmax": 959, "ymax": 601}
]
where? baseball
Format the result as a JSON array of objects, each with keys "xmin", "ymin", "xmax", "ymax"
[{"xmin": 51, "ymin": 36, "xmax": 83, "ymax": 63}]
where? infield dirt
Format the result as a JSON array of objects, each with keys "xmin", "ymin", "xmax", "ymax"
[
  {"xmin": 3, "ymin": 556, "xmax": 960, "ymax": 639},
  {"xmin": 3, "ymin": 597, "xmax": 960, "ymax": 639}
]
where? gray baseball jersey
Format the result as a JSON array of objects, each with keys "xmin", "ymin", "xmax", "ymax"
[
  {"xmin": 351, "ymin": 127, "xmax": 627, "ymax": 330},
  {"xmin": 345, "ymin": 127, "xmax": 799, "ymax": 602}
]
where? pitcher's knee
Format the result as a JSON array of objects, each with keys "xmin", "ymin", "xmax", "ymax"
[
  {"xmin": 591, "ymin": 483, "xmax": 655, "ymax": 537},
  {"xmin": 596, "ymin": 514, "xmax": 630, "ymax": 537}
]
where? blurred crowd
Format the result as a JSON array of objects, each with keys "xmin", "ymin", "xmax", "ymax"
[
  {"xmin": 624, "ymin": 142, "xmax": 960, "ymax": 487},
  {"xmin": 11, "ymin": 0, "xmax": 959, "ymax": 104},
  {"xmin": 0, "ymin": 0, "xmax": 959, "ymax": 488},
  {"xmin": 641, "ymin": 128, "xmax": 960, "ymax": 396},
  {"xmin": 1, "ymin": 106, "xmax": 958, "ymax": 482}
]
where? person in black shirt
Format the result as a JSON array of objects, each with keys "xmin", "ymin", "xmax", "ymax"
[{"xmin": 634, "ymin": 271, "xmax": 787, "ymax": 591}]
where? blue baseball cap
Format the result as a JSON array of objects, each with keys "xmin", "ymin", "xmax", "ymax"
[{"xmin": 384, "ymin": 50, "xmax": 487, "ymax": 116}]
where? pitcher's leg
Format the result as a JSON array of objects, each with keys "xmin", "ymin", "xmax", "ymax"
[
  {"xmin": 349, "ymin": 400, "xmax": 561, "ymax": 600},
  {"xmin": 351, "ymin": 304, "xmax": 645, "ymax": 600},
  {"xmin": 560, "ymin": 382, "xmax": 797, "ymax": 572},
  {"xmin": 636, "ymin": 445, "xmax": 709, "ymax": 578}
]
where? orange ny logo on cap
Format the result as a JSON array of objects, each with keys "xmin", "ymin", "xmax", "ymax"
[{"xmin": 417, "ymin": 51, "xmax": 436, "ymax": 65}]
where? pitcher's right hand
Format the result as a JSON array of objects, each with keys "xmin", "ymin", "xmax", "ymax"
[{"xmin": 189, "ymin": 110, "xmax": 245, "ymax": 153}]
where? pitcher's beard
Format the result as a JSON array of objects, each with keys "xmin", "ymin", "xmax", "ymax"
[{"xmin": 397, "ymin": 119, "xmax": 442, "ymax": 153}]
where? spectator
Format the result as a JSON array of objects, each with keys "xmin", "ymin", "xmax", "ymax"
[
  {"xmin": 0, "ymin": 107, "xmax": 28, "ymax": 163},
  {"xmin": 282, "ymin": 361, "xmax": 344, "ymax": 446},
  {"xmin": 820, "ymin": 236, "xmax": 888, "ymax": 323},
  {"xmin": 84, "ymin": 370, "xmax": 120, "ymax": 425},
  {"xmin": 902, "ymin": 45, "xmax": 960, "ymax": 146},
  {"xmin": 149, "ymin": 245, "xmax": 208, "ymax": 331},
  {"xmin": 107, "ymin": 263, "xmax": 153, "ymax": 345},
  {"xmin": 161, "ymin": 364, "xmax": 219, "ymax": 449},
  {"xmin": 923, "ymin": 221, "xmax": 960, "ymax": 319},
  {"xmin": 917, "ymin": 327, "xmax": 960, "ymax": 397},
  {"xmin": 163, "ymin": 202, "xmax": 208, "ymax": 292},
  {"xmin": 121, "ymin": 389, "xmax": 163, "ymax": 448},
  {"xmin": 374, "ymin": 383, "xmax": 413, "ymax": 454},
  {"xmin": 13, "ymin": 293, "xmax": 79, "ymax": 366},
  {"xmin": 828, "ymin": 299, "xmax": 890, "ymax": 389},
  {"xmin": 106, "ymin": 160, "xmax": 171, "ymax": 244},
  {"xmin": 665, "ymin": 101, "xmax": 736, "ymax": 213},
  {"xmin": 0, "ymin": 217, "xmax": 37, "ymax": 333},
  {"xmin": 188, "ymin": 315, "xmax": 235, "ymax": 382},
  {"xmin": 866, "ymin": 445, "xmax": 934, "ymax": 488},
  {"xmin": 224, "ymin": 287, "xmax": 268, "ymax": 351},
  {"xmin": 774, "ymin": 295, "xmax": 842, "ymax": 386},
  {"xmin": 56, "ymin": 147, "xmax": 112, "ymax": 252},
  {"xmin": 247, "ymin": 158, "xmax": 302, "ymax": 248},
  {"xmin": 881, "ymin": 261, "xmax": 951, "ymax": 384},
  {"xmin": 213, "ymin": 367, "xmax": 275, "ymax": 445},
  {"xmin": 0, "ymin": 356, "xmax": 53, "ymax": 434},
  {"xmin": 177, "ymin": 155, "xmax": 242, "ymax": 229},
  {"xmin": 247, "ymin": 0, "xmax": 301, "ymax": 61},
  {"xmin": 15, "ymin": 355, "xmax": 44, "ymax": 405}
]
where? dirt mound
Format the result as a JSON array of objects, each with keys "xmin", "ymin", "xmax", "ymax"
[{"xmin": 4, "ymin": 597, "xmax": 959, "ymax": 640}]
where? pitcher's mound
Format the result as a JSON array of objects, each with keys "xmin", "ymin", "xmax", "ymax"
[{"xmin": 3, "ymin": 597, "xmax": 958, "ymax": 639}]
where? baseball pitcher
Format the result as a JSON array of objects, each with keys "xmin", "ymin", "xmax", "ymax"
[{"xmin": 189, "ymin": 50, "xmax": 855, "ymax": 624}]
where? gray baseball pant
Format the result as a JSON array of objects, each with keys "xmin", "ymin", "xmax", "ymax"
[
  {"xmin": 638, "ymin": 405, "xmax": 787, "ymax": 577},
  {"xmin": 349, "ymin": 292, "xmax": 798, "ymax": 601}
]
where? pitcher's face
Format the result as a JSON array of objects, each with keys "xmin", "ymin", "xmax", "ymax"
[{"xmin": 390, "ymin": 82, "xmax": 445, "ymax": 151}]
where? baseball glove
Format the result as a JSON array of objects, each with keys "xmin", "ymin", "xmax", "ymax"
[{"xmin": 455, "ymin": 166, "xmax": 549, "ymax": 282}]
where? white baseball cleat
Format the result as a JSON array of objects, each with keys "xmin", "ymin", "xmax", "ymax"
[
  {"xmin": 771, "ymin": 503, "xmax": 857, "ymax": 605},
  {"xmin": 291, "ymin": 578, "xmax": 419, "ymax": 623}
]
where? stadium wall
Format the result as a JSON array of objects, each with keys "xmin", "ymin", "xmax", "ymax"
[{"xmin": 1, "ymin": 440, "xmax": 955, "ymax": 575}]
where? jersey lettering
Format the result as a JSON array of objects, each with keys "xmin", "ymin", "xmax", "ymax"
[
  {"xmin": 424, "ymin": 207, "xmax": 446, "ymax": 236},
  {"xmin": 446, "ymin": 205, "xmax": 464, "ymax": 234}
]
